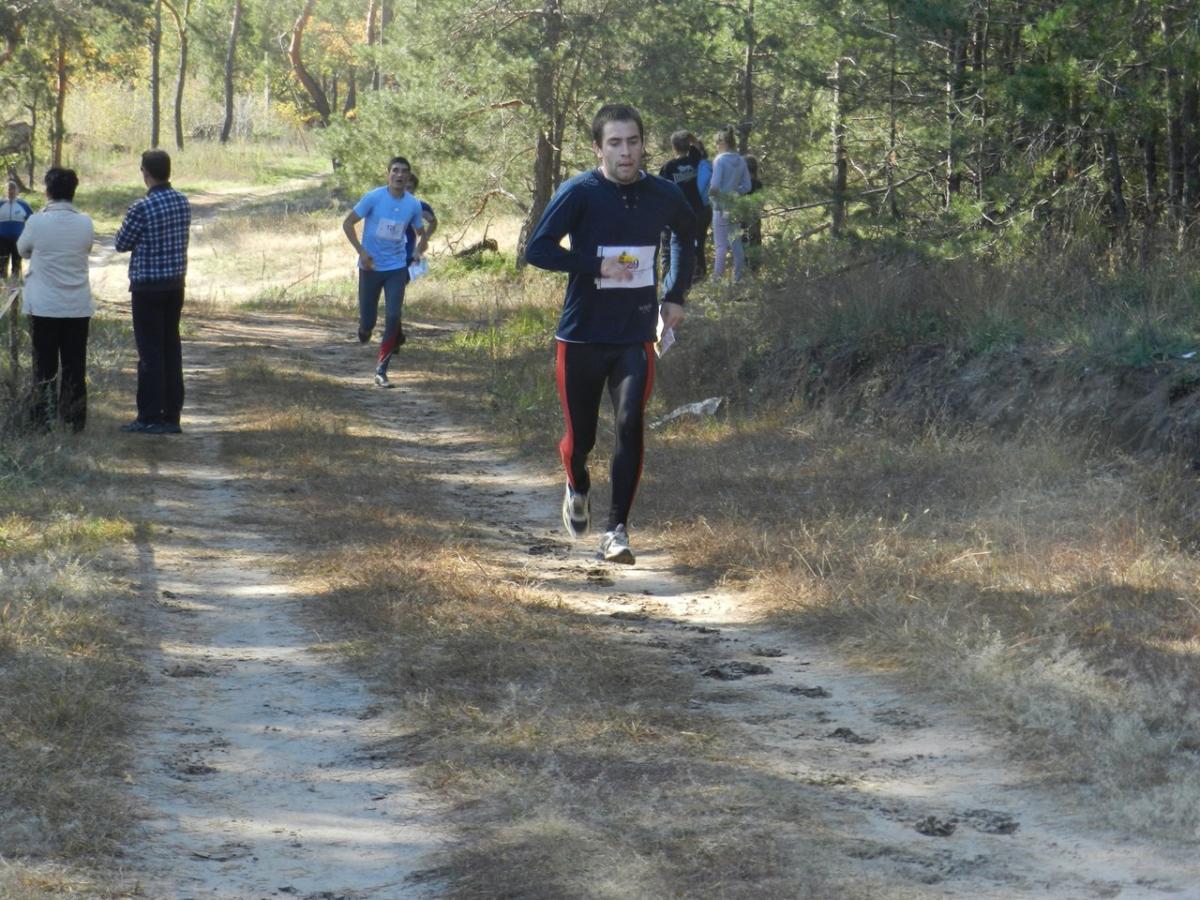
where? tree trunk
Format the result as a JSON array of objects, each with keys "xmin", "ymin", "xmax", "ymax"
[
  {"xmin": 164, "ymin": 0, "xmax": 191, "ymax": 150},
  {"xmin": 1183, "ymin": 78, "xmax": 1200, "ymax": 216},
  {"xmin": 1103, "ymin": 129, "xmax": 1129, "ymax": 233},
  {"xmin": 945, "ymin": 31, "xmax": 967, "ymax": 209},
  {"xmin": 344, "ymin": 67, "xmax": 357, "ymax": 114},
  {"xmin": 831, "ymin": 57, "xmax": 847, "ymax": 238},
  {"xmin": 150, "ymin": 0, "xmax": 162, "ymax": 148},
  {"xmin": 973, "ymin": 3, "xmax": 989, "ymax": 200},
  {"xmin": 886, "ymin": 0, "xmax": 899, "ymax": 219},
  {"xmin": 26, "ymin": 99, "xmax": 35, "ymax": 186},
  {"xmin": 739, "ymin": 0, "xmax": 754, "ymax": 153},
  {"xmin": 366, "ymin": 0, "xmax": 379, "ymax": 90},
  {"xmin": 220, "ymin": 0, "xmax": 243, "ymax": 143},
  {"xmin": 289, "ymin": 0, "xmax": 332, "ymax": 125},
  {"xmin": 1162, "ymin": 10, "xmax": 1185, "ymax": 224},
  {"xmin": 52, "ymin": 30, "xmax": 66, "ymax": 167},
  {"xmin": 517, "ymin": 0, "xmax": 562, "ymax": 265}
]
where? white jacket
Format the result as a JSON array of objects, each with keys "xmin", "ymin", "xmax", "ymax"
[{"xmin": 17, "ymin": 201, "xmax": 95, "ymax": 317}]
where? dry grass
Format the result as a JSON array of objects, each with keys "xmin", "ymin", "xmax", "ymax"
[
  {"xmin": 638, "ymin": 412, "xmax": 1200, "ymax": 838},
  {"xmin": 204, "ymin": 327, "xmax": 917, "ymax": 898},
  {"xmin": 401, "ymin": 249, "xmax": 1200, "ymax": 842},
  {"xmin": 0, "ymin": 334, "xmax": 147, "ymax": 889}
]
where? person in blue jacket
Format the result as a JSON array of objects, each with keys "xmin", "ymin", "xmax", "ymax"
[
  {"xmin": 0, "ymin": 180, "xmax": 33, "ymax": 280},
  {"xmin": 525, "ymin": 103, "xmax": 697, "ymax": 565}
]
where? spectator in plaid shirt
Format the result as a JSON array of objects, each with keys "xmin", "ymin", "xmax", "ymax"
[{"xmin": 115, "ymin": 149, "xmax": 191, "ymax": 435}]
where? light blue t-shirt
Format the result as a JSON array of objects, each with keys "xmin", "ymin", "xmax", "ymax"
[{"xmin": 353, "ymin": 187, "xmax": 425, "ymax": 272}]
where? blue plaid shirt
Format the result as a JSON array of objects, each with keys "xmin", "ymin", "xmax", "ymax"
[{"xmin": 115, "ymin": 183, "xmax": 191, "ymax": 289}]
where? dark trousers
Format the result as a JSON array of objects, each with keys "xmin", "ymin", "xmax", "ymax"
[
  {"xmin": 555, "ymin": 341, "xmax": 655, "ymax": 530},
  {"xmin": 30, "ymin": 315, "xmax": 90, "ymax": 431},
  {"xmin": 0, "ymin": 237, "xmax": 21, "ymax": 279},
  {"xmin": 357, "ymin": 267, "xmax": 409, "ymax": 373},
  {"xmin": 131, "ymin": 287, "xmax": 185, "ymax": 425}
]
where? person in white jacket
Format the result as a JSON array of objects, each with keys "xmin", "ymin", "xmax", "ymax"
[
  {"xmin": 708, "ymin": 125, "xmax": 752, "ymax": 283},
  {"xmin": 17, "ymin": 167, "xmax": 95, "ymax": 432}
]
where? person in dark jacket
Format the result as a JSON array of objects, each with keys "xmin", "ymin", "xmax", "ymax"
[
  {"xmin": 658, "ymin": 130, "xmax": 706, "ymax": 291},
  {"xmin": 525, "ymin": 103, "xmax": 697, "ymax": 565}
]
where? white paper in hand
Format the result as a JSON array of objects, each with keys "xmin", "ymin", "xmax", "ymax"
[{"xmin": 655, "ymin": 312, "xmax": 676, "ymax": 358}]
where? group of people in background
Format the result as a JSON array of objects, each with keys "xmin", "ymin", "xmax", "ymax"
[
  {"xmin": 4, "ymin": 149, "xmax": 191, "ymax": 435},
  {"xmin": 658, "ymin": 125, "xmax": 762, "ymax": 289},
  {"xmin": 5, "ymin": 106, "xmax": 756, "ymax": 571}
]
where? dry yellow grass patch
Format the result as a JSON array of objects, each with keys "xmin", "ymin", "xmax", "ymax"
[
  {"xmin": 0, "ymin": 443, "xmax": 145, "ymax": 883},
  {"xmin": 639, "ymin": 414, "xmax": 1200, "ymax": 837}
]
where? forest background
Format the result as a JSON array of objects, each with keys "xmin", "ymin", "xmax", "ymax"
[{"xmin": 7, "ymin": 0, "xmax": 1200, "ymax": 261}]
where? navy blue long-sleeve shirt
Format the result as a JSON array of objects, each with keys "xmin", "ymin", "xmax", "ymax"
[{"xmin": 525, "ymin": 168, "xmax": 696, "ymax": 344}]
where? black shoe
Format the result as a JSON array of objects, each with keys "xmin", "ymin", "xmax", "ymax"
[
  {"xmin": 159, "ymin": 422, "xmax": 183, "ymax": 434},
  {"xmin": 357, "ymin": 327, "xmax": 371, "ymax": 343},
  {"xmin": 120, "ymin": 419, "xmax": 153, "ymax": 432}
]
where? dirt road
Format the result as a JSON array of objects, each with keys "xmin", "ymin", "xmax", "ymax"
[{"xmin": 116, "ymin": 306, "xmax": 1200, "ymax": 898}]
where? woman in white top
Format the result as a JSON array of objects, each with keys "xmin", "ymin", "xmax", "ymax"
[
  {"xmin": 17, "ymin": 167, "xmax": 95, "ymax": 432},
  {"xmin": 708, "ymin": 126, "xmax": 752, "ymax": 283}
]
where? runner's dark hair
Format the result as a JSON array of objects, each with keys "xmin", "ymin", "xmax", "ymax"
[{"xmin": 591, "ymin": 104, "xmax": 644, "ymax": 144}]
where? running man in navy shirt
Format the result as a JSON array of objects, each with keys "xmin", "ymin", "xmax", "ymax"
[
  {"xmin": 342, "ymin": 156, "xmax": 427, "ymax": 387},
  {"xmin": 526, "ymin": 103, "xmax": 697, "ymax": 564}
]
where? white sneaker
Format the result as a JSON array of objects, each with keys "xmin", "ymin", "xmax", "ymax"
[
  {"xmin": 374, "ymin": 370, "xmax": 391, "ymax": 388},
  {"xmin": 561, "ymin": 484, "xmax": 590, "ymax": 538},
  {"xmin": 598, "ymin": 524, "xmax": 635, "ymax": 565}
]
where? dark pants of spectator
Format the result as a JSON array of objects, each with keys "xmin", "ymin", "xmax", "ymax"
[
  {"xmin": 131, "ymin": 287, "xmax": 185, "ymax": 425},
  {"xmin": 695, "ymin": 205, "xmax": 713, "ymax": 278},
  {"xmin": 30, "ymin": 315, "xmax": 90, "ymax": 432},
  {"xmin": 0, "ymin": 237, "xmax": 21, "ymax": 279}
]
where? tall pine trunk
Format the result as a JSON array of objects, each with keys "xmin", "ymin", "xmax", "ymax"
[
  {"xmin": 52, "ymin": 30, "xmax": 66, "ymax": 166},
  {"xmin": 150, "ymin": 0, "xmax": 162, "ymax": 148},
  {"xmin": 831, "ymin": 57, "xmax": 847, "ymax": 238},
  {"xmin": 517, "ymin": 0, "xmax": 562, "ymax": 265},
  {"xmin": 220, "ymin": 0, "xmax": 243, "ymax": 143},
  {"xmin": 739, "ymin": 0, "xmax": 754, "ymax": 153}
]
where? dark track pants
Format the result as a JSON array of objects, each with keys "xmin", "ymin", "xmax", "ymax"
[
  {"xmin": 131, "ymin": 287, "xmax": 185, "ymax": 425},
  {"xmin": 555, "ymin": 340, "xmax": 655, "ymax": 531},
  {"xmin": 357, "ymin": 267, "xmax": 409, "ymax": 373},
  {"xmin": 30, "ymin": 315, "xmax": 89, "ymax": 431}
]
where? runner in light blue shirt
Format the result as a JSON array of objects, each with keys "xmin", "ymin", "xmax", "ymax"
[{"xmin": 342, "ymin": 156, "xmax": 427, "ymax": 387}]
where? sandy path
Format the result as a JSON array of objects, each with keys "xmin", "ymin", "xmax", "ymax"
[{"xmin": 125, "ymin": 347, "xmax": 445, "ymax": 899}]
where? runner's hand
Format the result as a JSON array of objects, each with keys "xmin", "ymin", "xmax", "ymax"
[
  {"xmin": 359, "ymin": 249, "xmax": 375, "ymax": 270},
  {"xmin": 660, "ymin": 301, "xmax": 685, "ymax": 331},
  {"xmin": 599, "ymin": 256, "xmax": 635, "ymax": 281}
]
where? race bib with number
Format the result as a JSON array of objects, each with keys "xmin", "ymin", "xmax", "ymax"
[
  {"xmin": 375, "ymin": 217, "xmax": 405, "ymax": 242},
  {"xmin": 595, "ymin": 245, "xmax": 656, "ymax": 290}
]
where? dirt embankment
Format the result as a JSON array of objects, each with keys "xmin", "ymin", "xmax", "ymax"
[{"xmin": 784, "ymin": 343, "xmax": 1200, "ymax": 463}]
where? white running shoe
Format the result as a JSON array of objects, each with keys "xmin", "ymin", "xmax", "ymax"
[
  {"xmin": 374, "ymin": 369, "xmax": 391, "ymax": 388},
  {"xmin": 562, "ymin": 484, "xmax": 590, "ymax": 538},
  {"xmin": 598, "ymin": 524, "xmax": 635, "ymax": 565}
]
